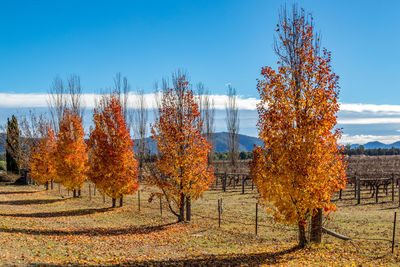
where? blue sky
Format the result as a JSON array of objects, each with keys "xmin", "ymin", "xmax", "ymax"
[{"xmin": 1, "ymin": 0, "xmax": 400, "ymax": 144}]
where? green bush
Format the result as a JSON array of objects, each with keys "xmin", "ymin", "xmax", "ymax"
[{"xmin": 0, "ymin": 161, "xmax": 6, "ymax": 171}]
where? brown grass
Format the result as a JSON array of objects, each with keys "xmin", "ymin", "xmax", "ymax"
[{"xmin": 0, "ymin": 182, "xmax": 399, "ymax": 265}]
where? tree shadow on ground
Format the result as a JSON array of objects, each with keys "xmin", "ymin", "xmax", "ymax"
[
  {"xmin": 0, "ymin": 198, "xmax": 68, "ymax": 205},
  {"xmin": 0, "ymin": 222, "xmax": 176, "ymax": 237},
  {"xmin": 0, "ymin": 207, "xmax": 113, "ymax": 218},
  {"xmin": 0, "ymin": 190, "xmax": 41, "ymax": 195},
  {"xmin": 29, "ymin": 246, "xmax": 299, "ymax": 266}
]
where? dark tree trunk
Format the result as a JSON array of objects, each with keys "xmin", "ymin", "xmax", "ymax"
[
  {"xmin": 112, "ymin": 198, "xmax": 116, "ymax": 208},
  {"xmin": 310, "ymin": 208, "xmax": 323, "ymax": 244},
  {"xmin": 178, "ymin": 193, "xmax": 185, "ymax": 222},
  {"xmin": 78, "ymin": 189, "xmax": 81, "ymax": 198},
  {"xmin": 119, "ymin": 196, "xmax": 123, "ymax": 207},
  {"xmin": 45, "ymin": 181, "xmax": 49, "ymax": 190},
  {"xmin": 73, "ymin": 189, "xmax": 77, "ymax": 198},
  {"xmin": 298, "ymin": 221, "xmax": 308, "ymax": 248},
  {"xmin": 51, "ymin": 180, "xmax": 54, "ymax": 190},
  {"xmin": 186, "ymin": 196, "xmax": 191, "ymax": 222}
]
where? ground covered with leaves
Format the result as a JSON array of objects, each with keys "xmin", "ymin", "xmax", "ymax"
[{"xmin": 0, "ymin": 182, "xmax": 399, "ymax": 266}]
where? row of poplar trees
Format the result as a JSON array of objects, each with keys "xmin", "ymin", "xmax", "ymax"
[
  {"xmin": 29, "ymin": 95, "xmax": 139, "ymax": 207},
  {"xmin": 29, "ymin": 72, "xmax": 215, "ymax": 214}
]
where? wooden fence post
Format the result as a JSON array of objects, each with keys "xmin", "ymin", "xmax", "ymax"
[
  {"xmin": 255, "ymin": 202, "xmax": 258, "ymax": 236},
  {"xmin": 218, "ymin": 199, "xmax": 221, "ymax": 228},
  {"xmin": 393, "ymin": 212, "xmax": 397, "ymax": 253},
  {"xmin": 242, "ymin": 176, "xmax": 245, "ymax": 195},
  {"xmin": 358, "ymin": 178, "xmax": 361, "ymax": 204},
  {"xmin": 354, "ymin": 176, "xmax": 357, "ymax": 199},
  {"xmin": 392, "ymin": 173, "xmax": 395, "ymax": 202},
  {"xmin": 223, "ymin": 173, "xmax": 227, "ymax": 192}
]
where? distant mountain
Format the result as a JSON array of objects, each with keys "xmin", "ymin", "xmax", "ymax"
[
  {"xmin": 133, "ymin": 132, "xmax": 263, "ymax": 154},
  {"xmin": 350, "ymin": 141, "xmax": 400, "ymax": 150},
  {"xmin": 213, "ymin": 132, "xmax": 263, "ymax": 153}
]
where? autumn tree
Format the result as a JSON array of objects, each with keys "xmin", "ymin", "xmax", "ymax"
[
  {"xmin": 150, "ymin": 71, "xmax": 214, "ymax": 222},
  {"xmin": 88, "ymin": 95, "xmax": 139, "ymax": 208},
  {"xmin": 249, "ymin": 5, "xmax": 346, "ymax": 247},
  {"xmin": 54, "ymin": 109, "xmax": 88, "ymax": 197},
  {"xmin": 29, "ymin": 125, "xmax": 56, "ymax": 189}
]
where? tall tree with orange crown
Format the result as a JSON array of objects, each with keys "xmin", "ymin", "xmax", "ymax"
[
  {"xmin": 249, "ymin": 5, "xmax": 346, "ymax": 247},
  {"xmin": 151, "ymin": 72, "xmax": 214, "ymax": 222},
  {"xmin": 54, "ymin": 109, "xmax": 88, "ymax": 197},
  {"xmin": 88, "ymin": 95, "xmax": 139, "ymax": 208},
  {"xmin": 29, "ymin": 125, "xmax": 56, "ymax": 189}
]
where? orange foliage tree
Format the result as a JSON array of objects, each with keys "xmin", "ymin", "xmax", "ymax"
[
  {"xmin": 249, "ymin": 5, "xmax": 346, "ymax": 247},
  {"xmin": 88, "ymin": 95, "xmax": 139, "ymax": 208},
  {"xmin": 29, "ymin": 125, "xmax": 56, "ymax": 189},
  {"xmin": 54, "ymin": 109, "xmax": 88, "ymax": 197},
  {"xmin": 151, "ymin": 73, "xmax": 214, "ymax": 222}
]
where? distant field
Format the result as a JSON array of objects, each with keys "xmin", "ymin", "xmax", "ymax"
[{"xmin": 0, "ymin": 182, "xmax": 399, "ymax": 265}]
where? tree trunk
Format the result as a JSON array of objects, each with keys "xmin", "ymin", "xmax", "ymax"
[
  {"xmin": 112, "ymin": 198, "xmax": 116, "ymax": 208},
  {"xmin": 298, "ymin": 221, "xmax": 308, "ymax": 248},
  {"xmin": 178, "ymin": 193, "xmax": 185, "ymax": 222},
  {"xmin": 73, "ymin": 189, "xmax": 77, "ymax": 198},
  {"xmin": 45, "ymin": 181, "xmax": 49, "ymax": 190},
  {"xmin": 310, "ymin": 208, "xmax": 323, "ymax": 244},
  {"xmin": 119, "ymin": 196, "xmax": 123, "ymax": 207},
  {"xmin": 51, "ymin": 180, "xmax": 54, "ymax": 190},
  {"xmin": 78, "ymin": 189, "xmax": 81, "ymax": 198},
  {"xmin": 186, "ymin": 196, "xmax": 191, "ymax": 222}
]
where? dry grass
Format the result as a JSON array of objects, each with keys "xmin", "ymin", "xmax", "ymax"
[{"xmin": 0, "ymin": 182, "xmax": 399, "ymax": 265}]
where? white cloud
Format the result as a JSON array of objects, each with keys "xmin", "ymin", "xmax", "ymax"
[
  {"xmin": 339, "ymin": 103, "xmax": 400, "ymax": 114},
  {"xmin": 3, "ymin": 93, "xmax": 400, "ymax": 114},
  {"xmin": 338, "ymin": 118, "xmax": 400, "ymax": 125},
  {"xmin": 0, "ymin": 93, "xmax": 260, "ymax": 110},
  {"xmin": 340, "ymin": 134, "xmax": 400, "ymax": 145}
]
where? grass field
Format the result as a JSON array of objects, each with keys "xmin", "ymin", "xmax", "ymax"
[{"xmin": 0, "ymin": 182, "xmax": 400, "ymax": 266}]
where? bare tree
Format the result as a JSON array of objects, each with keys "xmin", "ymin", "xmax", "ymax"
[
  {"xmin": 47, "ymin": 76, "xmax": 67, "ymax": 133},
  {"xmin": 67, "ymin": 74, "xmax": 85, "ymax": 119},
  {"xmin": 197, "ymin": 82, "xmax": 215, "ymax": 166},
  {"xmin": 113, "ymin": 72, "xmax": 130, "ymax": 121},
  {"xmin": 47, "ymin": 74, "xmax": 84, "ymax": 132},
  {"xmin": 226, "ymin": 85, "xmax": 240, "ymax": 170},
  {"xmin": 132, "ymin": 89, "xmax": 148, "ymax": 181}
]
